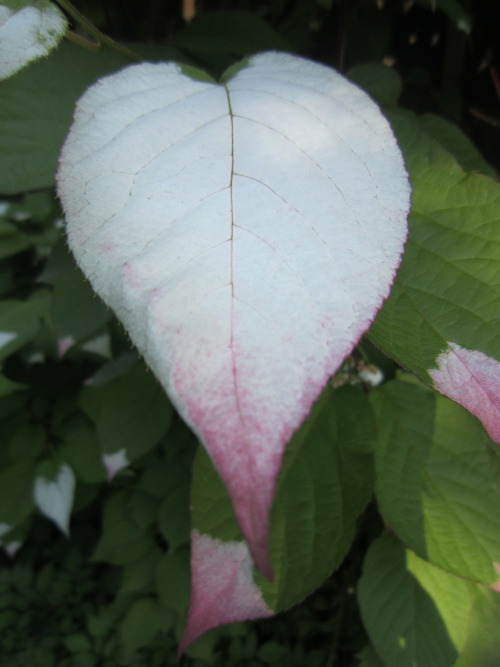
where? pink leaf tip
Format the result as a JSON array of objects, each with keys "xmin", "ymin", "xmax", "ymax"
[
  {"xmin": 178, "ymin": 531, "xmax": 273, "ymax": 656},
  {"xmin": 429, "ymin": 342, "xmax": 500, "ymax": 443}
]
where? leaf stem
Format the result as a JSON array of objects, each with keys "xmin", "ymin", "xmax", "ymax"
[
  {"xmin": 55, "ymin": 0, "xmax": 142, "ymax": 62},
  {"xmin": 64, "ymin": 30, "xmax": 100, "ymax": 52}
]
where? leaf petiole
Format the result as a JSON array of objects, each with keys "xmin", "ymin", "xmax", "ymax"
[{"xmin": 54, "ymin": 0, "xmax": 142, "ymax": 62}]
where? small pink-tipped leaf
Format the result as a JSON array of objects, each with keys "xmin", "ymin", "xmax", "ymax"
[
  {"xmin": 429, "ymin": 342, "xmax": 500, "ymax": 443},
  {"xmin": 57, "ymin": 52, "xmax": 410, "ymax": 575},
  {"xmin": 178, "ymin": 531, "xmax": 272, "ymax": 655}
]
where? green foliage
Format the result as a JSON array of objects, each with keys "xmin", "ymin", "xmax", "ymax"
[{"xmin": 0, "ymin": 1, "xmax": 499, "ymax": 666}]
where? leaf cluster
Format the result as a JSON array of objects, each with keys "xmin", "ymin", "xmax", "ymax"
[{"xmin": 1, "ymin": 1, "xmax": 500, "ymax": 666}]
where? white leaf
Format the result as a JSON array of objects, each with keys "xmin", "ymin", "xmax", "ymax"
[
  {"xmin": 102, "ymin": 448, "xmax": 129, "ymax": 480},
  {"xmin": 57, "ymin": 52, "xmax": 410, "ymax": 575},
  {"xmin": 33, "ymin": 462, "xmax": 75, "ymax": 535},
  {"xmin": 0, "ymin": 0, "xmax": 68, "ymax": 81}
]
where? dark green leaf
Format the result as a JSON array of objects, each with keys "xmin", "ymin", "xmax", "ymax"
[
  {"xmin": 0, "ymin": 41, "xmax": 181, "ymax": 194},
  {"xmin": 59, "ymin": 419, "xmax": 107, "ymax": 484},
  {"xmin": 347, "ymin": 63, "xmax": 402, "ymax": 107},
  {"xmin": 92, "ymin": 491, "xmax": 156, "ymax": 565},
  {"xmin": 120, "ymin": 597, "xmax": 164, "ymax": 654},
  {"xmin": 80, "ymin": 362, "xmax": 172, "ymax": 462},
  {"xmin": 174, "ymin": 10, "xmax": 292, "ymax": 56},
  {"xmin": 51, "ymin": 266, "xmax": 112, "ymax": 350},
  {"xmin": 416, "ymin": 113, "xmax": 496, "ymax": 177},
  {"xmin": 0, "ymin": 458, "xmax": 36, "ymax": 526},
  {"xmin": 0, "ymin": 293, "xmax": 47, "ymax": 361}
]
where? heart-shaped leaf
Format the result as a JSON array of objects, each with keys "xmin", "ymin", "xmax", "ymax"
[
  {"xmin": 33, "ymin": 460, "xmax": 75, "ymax": 535},
  {"xmin": 57, "ymin": 51, "xmax": 410, "ymax": 575},
  {"xmin": 0, "ymin": 0, "xmax": 68, "ymax": 81}
]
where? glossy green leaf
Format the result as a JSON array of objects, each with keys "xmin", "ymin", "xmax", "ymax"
[
  {"xmin": 358, "ymin": 535, "xmax": 471, "ymax": 667},
  {"xmin": 370, "ymin": 109, "xmax": 500, "ymax": 442},
  {"xmin": 371, "ymin": 378, "xmax": 500, "ymax": 585}
]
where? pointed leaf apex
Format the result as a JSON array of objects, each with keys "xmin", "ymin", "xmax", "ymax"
[{"xmin": 178, "ymin": 531, "xmax": 272, "ymax": 656}]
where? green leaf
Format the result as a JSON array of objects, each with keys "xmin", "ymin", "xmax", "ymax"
[
  {"xmin": 369, "ymin": 109, "xmax": 500, "ymax": 438},
  {"xmin": 415, "ymin": 113, "xmax": 496, "ymax": 177},
  {"xmin": 453, "ymin": 586, "xmax": 500, "ymax": 667},
  {"xmin": 158, "ymin": 484, "xmax": 190, "ymax": 549},
  {"xmin": 51, "ymin": 266, "xmax": 112, "ymax": 351},
  {"xmin": 347, "ymin": 63, "xmax": 402, "ymax": 107},
  {"xmin": 358, "ymin": 535, "xmax": 471, "ymax": 667},
  {"xmin": 0, "ymin": 220, "xmax": 30, "ymax": 258},
  {"xmin": 0, "ymin": 294, "xmax": 45, "ymax": 361},
  {"xmin": 119, "ymin": 547, "xmax": 162, "ymax": 597},
  {"xmin": 9, "ymin": 421, "xmax": 45, "ymax": 460},
  {"xmin": 190, "ymin": 384, "xmax": 375, "ymax": 612},
  {"xmin": 59, "ymin": 419, "xmax": 107, "ymax": 484},
  {"xmin": 0, "ymin": 41, "xmax": 180, "ymax": 194},
  {"xmin": 63, "ymin": 633, "xmax": 93, "ymax": 654},
  {"xmin": 173, "ymin": 10, "xmax": 291, "ymax": 56},
  {"xmin": 0, "ymin": 373, "xmax": 26, "ymax": 398},
  {"xmin": 356, "ymin": 645, "xmax": 386, "ymax": 667},
  {"xmin": 0, "ymin": 458, "xmax": 36, "ymax": 526},
  {"xmin": 120, "ymin": 597, "xmax": 164, "ymax": 654},
  {"xmin": 80, "ymin": 361, "xmax": 172, "ymax": 463},
  {"xmin": 371, "ymin": 378, "xmax": 500, "ymax": 585},
  {"xmin": 92, "ymin": 490, "xmax": 156, "ymax": 565},
  {"xmin": 156, "ymin": 547, "xmax": 191, "ymax": 624}
]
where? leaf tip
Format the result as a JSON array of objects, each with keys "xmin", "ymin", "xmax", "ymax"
[
  {"xmin": 429, "ymin": 342, "xmax": 500, "ymax": 443},
  {"xmin": 178, "ymin": 531, "xmax": 272, "ymax": 656}
]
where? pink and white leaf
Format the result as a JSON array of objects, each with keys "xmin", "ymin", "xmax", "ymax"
[
  {"xmin": 57, "ymin": 51, "xmax": 410, "ymax": 576},
  {"xmin": 429, "ymin": 342, "xmax": 500, "ymax": 444},
  {"xmin": 178, "ymin": 531, "xmax": 272, "ymax": 655}
]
